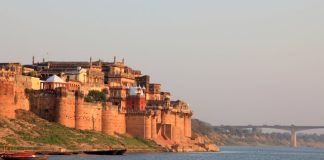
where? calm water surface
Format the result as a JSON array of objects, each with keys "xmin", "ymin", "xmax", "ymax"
[{"xmin": 49, "ymin": 146, "xmax": 324, "ymax": 160}]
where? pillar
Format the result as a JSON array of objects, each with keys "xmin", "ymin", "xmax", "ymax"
[
  {"xmin": 290, "ymin": 128, "xmax": 297, "ymax": 148},
  {"xmin": 252, "ymin": 127, "xmax": 262, "ymax": 137}
]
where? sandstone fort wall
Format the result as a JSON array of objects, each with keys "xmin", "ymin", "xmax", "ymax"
[
  {"xmin": 116, "ymin": 112, "xmax": 126, "ymax": 134},
  {"xmin": 0, "ymin": 78, "xmax": 193, "ymax": 150},
  {"xmin": 75, "ymin": 102, "xmax": 102, "ymax": 131},
  {"xmin": 55, "ymin": 88, "xmax": 76, "ymax": 128},
  {"xmin": 28, "ymin": 90, "xmax": 57, "ymax": 121},
  {"xmin": 126, "ymin": 114, "xmax": 145, "ymax": 138},
  {"xmin": 102, "ymin": 106, "xmax": 118, "ymax": 135},
  {"xmin": 0, "ymin": 80, "xmax": 29, "ymax": 119}
]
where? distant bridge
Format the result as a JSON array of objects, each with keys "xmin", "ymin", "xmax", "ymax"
[{"xmin": 216, "ymin": 125, "xmax": 324, "ymax": 147}]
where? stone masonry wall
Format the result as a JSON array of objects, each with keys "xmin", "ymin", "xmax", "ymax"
[
  {"xmin": 102, "ymin": 105, "xmax": 126, "ymax": 135},
  {"xmin": 184, "ymin": 115, "xmax": 192, "ymax": 138},
  {"xmin": 27, "ymin": 88, "xmax": 128, "ymax": 135},
  {"xmin": 0, "ymin": 80, "xmax": 29, "ymax": 119},
  {"xmin": 29, "ymin": 88, "xmax": 105, "ymax": 132},
  {"xmin": 102, "ymin": 105, "xmax": 118, "ymax": 135},
  {"xmin": 126, "ymin": 114, "xmax": 146, "ymax": 138},
  {"xmin": 1, "ymin": 79, "xmax": 193, "ymax": 149},
  {"xmin": 75, "ymin": 102, "xmax": 102, "ymax": 131},
  {"xmin": 116, "ymin": 112, "xmax": 126, "ymax": 134},
  {"xmin": 28, "ymin": 90, "xmax": 57, "ymax": 121},
  {"xmin": 159, "ymin": 110, "xmax": 192, "ymax": 142},
  {"xmin": 55, "ymin": 89, "xmax": 76, "ymax": 128}
]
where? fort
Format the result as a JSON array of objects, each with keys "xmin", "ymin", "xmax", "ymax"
[{"xmin": 0, "ymin": 58, "xmax": 218, "ymax": 152}]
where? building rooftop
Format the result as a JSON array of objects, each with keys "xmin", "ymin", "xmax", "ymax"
[{"xmin": 46, "ymin": 75, "xmax": 65, "ymax": 83}]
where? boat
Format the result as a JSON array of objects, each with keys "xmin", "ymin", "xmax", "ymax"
[
  {"xmin": 0, "ymin": 151, "xmax": 36, "ymax": 157},
  {"xmin": 83, "ymin": 149, "xmax": 127, "ymax": 155},
  {"xmin": 0, "ymin": 152, "xmax": 48, "ymax": 160},
  {"xmin": 115, "ymin": 149, "xmax": 127, "ymax": 155},
  {"xmin": 1, "ymin": 155, "xmax": 48, "ymax": 160}
]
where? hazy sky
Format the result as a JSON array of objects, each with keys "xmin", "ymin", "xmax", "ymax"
[{"xmin": 1, "ymin": 1, "xmax": 324, "ymax": 128}]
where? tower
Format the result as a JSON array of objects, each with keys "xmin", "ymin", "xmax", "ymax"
[
  {"xmin": 90, "ymin": 57, "xmax": 92, "ymax": 67},
  {"xmin": 126, "ymin": 86, "xmax": 146, "ymax": 111}
]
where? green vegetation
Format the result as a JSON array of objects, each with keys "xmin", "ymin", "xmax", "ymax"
[
  {"xmin": 0, "ymin": 110, "xmax": 159, "ymax": 151},
  {"xmin": 4, "ymin": 136, "xmax": 17, "ymax": 145},
  {"xmin": 84, "ymin": 90, "xmax": 107, "ymax": 103},
  {"xmin": 118, "ymin": 135, "xmax": 157, "ymax": 148}
]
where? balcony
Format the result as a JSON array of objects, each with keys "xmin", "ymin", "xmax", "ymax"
[{"xmin": 107, "ymin": 73, "xmax": 135, "ymax": 79}]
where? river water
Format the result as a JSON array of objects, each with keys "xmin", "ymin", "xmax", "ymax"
[{"xmin": 49, "ymin": 146, "xmax": 324, "ymax": 160}]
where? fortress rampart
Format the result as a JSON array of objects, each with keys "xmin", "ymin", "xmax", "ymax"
[
  {"xmin": 28, "ymin": 90, "xmax": 57, "ymax": 121},
  {"xmin": 55, "ymin": 88, "xmax": 76, "ymax": 128},
  {"xmin": 75, "ymin": 102, "xmax": 102, "ymax": 131},
  {"xmin": 0, "ymin": 77, "xmax": 194, "ymax": 151},
  {"xmin": 0, "ymin": 73, "xmax": 29, "ymax": 119},
  {"xmin": 0, "ymin": 61, "xmax": 214, "ymax": 152},
  {"xmin": 102, "ymin": 105, "xmax": 123, "ymax": 135},
  {"xmin": 25, "ymin": 87, "xmax": 193, "ymax": 143},
  {"xmin": 27, "ymin": 88, "xmax": 125, "ymax": 134}
]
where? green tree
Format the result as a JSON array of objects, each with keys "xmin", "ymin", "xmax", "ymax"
[{"xmin": 84, "ymin": 90, "xmax": 107, "ymax": 103}]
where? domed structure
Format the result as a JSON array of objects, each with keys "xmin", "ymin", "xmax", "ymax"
[
  {"xmin": 46, "ymin": 75, "xmax": 65, "ymax": 83},
  {"xmin": 41, "ymin": 75, "xmax": 67, "ymax": 90}
]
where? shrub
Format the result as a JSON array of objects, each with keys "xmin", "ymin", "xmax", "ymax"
[
  {"xmin": 84, "ymin": 90, "xmax": 107, "ymax": 103},
  {"xmin": 102, "ymin": 88, "xmax": 109, "ymax": 94}
]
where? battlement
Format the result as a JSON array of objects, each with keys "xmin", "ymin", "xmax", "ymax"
[
  {"xmin": 126, "ymin": 109, "xmax": 153, "ymax": 116},
  {"xmin": 0, "ymin": 70, "xmax": 16, "ymax": 81},
  {"xmin": 0, "ymin": 63, "xmax": 22, "ymax": 75}
]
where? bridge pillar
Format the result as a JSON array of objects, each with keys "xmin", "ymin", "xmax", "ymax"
[
  {"xmin": 290, "ymin": 128, "xmax": 297, "ymax": 148},
  {"xmin": 252, "ymin": 127, "xmax": 262, "ymax": 137}
]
